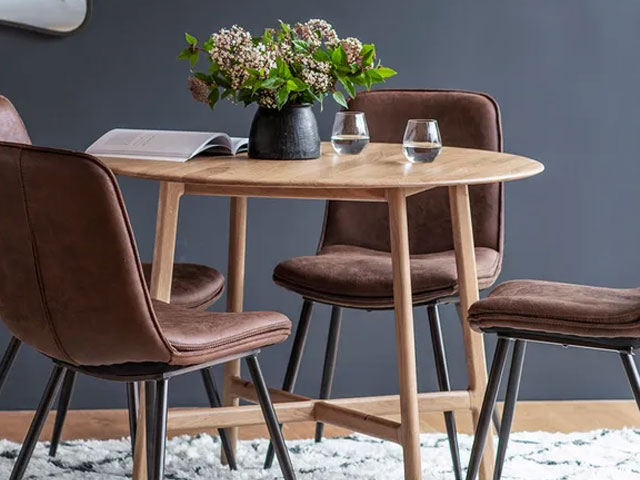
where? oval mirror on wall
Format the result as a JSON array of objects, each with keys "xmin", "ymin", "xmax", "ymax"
[{"xmin": 0, "ymin": 0, "xmax": 91, "ymax": 35}]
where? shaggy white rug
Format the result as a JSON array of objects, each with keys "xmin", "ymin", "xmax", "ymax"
[{"xmin": 0, "ymin": 429, "xmax": 638, "ymax": 479}]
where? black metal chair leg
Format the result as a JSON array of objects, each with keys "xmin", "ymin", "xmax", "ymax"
[
  {"xmin": 456, "ymin": 303, "xmax": 501, "ymax": 432},
  {"xmin": 247, "ymin": 355, "xmax": 296, "ymax": 480},
  {"xmin": 427, "ymin": 305, "xmax": 463, "ymax": 480},
  {"xmin": 620, "ymin": 353, "xmax": 640, "ymax": 409},
  {"xmin": 200, "ymin": 368, "xmax": 237, "ymax": 470},
  {"xmin": 10, "ymin": 364, "xmax": 65, "ymax": 480},
  {"xmin": 493, "ymin": 340, "xmax": 527, "ymax": 480},
  {"xmin": 48, "ymin": 369, "xmax": 77, "ymax": 457},
  {"xmin": 315, "ymin": 305, "xmax": 342, "ymax": 443},
  {"xmin": 465, "ymin": 338, "xmax": 511, "ymax": 480},
  {"xmin": 265, "ymin": 299, "xmax": 313, "ymax": 468},
  {"xmin": 145, "ymin": 381, "xmax": 157, "ymax": 480},
  {"xmin": 0, "ymin": 337, "xmax": 22, "ymax": 396},
  {"xmin": 126, "ymin": 382, "xmax": 139, "ymax": 457},
  {"xmin": 151, "ymin": 379, "xmax": 169, "ymax": 480}
]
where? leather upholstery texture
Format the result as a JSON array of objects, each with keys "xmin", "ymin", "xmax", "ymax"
[
  {"xmin": 273, "ymin": 89, "xmax": 504, "ymax": 307},
  {"xmin": 275, "ymin": 245, "xmax": 500, "ymax": 308},
  {"xmin": 0, "ymin": 94, "xmax": 224, "ymax": 311},
  {"xmin": 469, "ymin": 280, "xmax": 640, "ymax": 338},
  {"xmin": 140, "ymin": 263, "xmax": 224, "ymax": 309},
  {"xmin": 0, "ymin": 142, "xmax": 290, "ymax": 366}
]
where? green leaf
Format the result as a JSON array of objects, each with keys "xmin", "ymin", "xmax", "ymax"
[
  {"xmin": 208, "ymin": 61, "xmax": 220, "ymax": 74},
  {"xmin": 185, "ymin": 32, "xmax": 197, "ymax": 46},
  {"xmin": 334, "ymin": 64, "xmax": 351, "ymax": 75},
  {"xmin": 312, "ymin": 49, "xmax": 331, "ymax": 63},
  {"xmin": 193, "ymin": 72, "xmax": 210, "ymax": 82},
  {"xmin": 337, "ymin": 75, "xmax": 356, "ymax": 98},
  {"xmin": 279, "ymin": 20, "xmax": 291, "ymax": 35},
  {"xmin": 276, "ymin": 57, "xmax": 286, "ymax": 77},
  {"xmin": 351, "ymin": 72, "xmax": 367, "ymax": 86},
  {"xmin": 237, "ymin": 89, "xmax": 254, "ymax": 105},
  {"xmin": 305, "ymin": 88, "xmax": 322, "ymax": 104},
  {"xmin": 292, "ymin": 39, "xmax": 309, "ymax": 52},
  {"xmin": 287, "ymin": 77, "xmax": 308, "ymax": 92},
  {"xmin": 331, "ymin": 45, "xmax": 348, "ymax": 67},
  {"xmin": 332, "ymin": 90, "xmax": 348, "ymax": 108},
  {"xmin": 222, "ymin": 88, "xmax": 234, "ymax": 99},
  {"xmin": 180, "ymin": 49, "xmax": 199, "ymax": 67},
  {"xmin": 203, "ymin": 38, "xmax": 213, "ymax": 51},
  {"xmin": 240, "ymin": 76, "xmax": 256, "ymax": 90},
  {"xmin": 368, "ymin": 69, "xmax": 384, "ymax": 83},
  {"xmin": 276, "ymin": 58, "xmax": 293, "ymax": 79},
  {"xmin": 376, "ymin": 66, "xmax": 397, "ymax": 78},
  {"xmin": 207, "ymin": 88, "xmax": 219, "ymax": 109},
  {"xmin": 361, "ymin": 44, "xmax": 375, "ymax": 67},
  {"xmin": 363, "ymin": 69, "xmax": 373, "ymax": 89},
  {"xmin": 260, "ymin": 77, "xmax": 283, "ymax": 89},
  {"xmin": 213, "ymin": 73, "xmax": 231, "ymax": 89},
  {"xmin": 263, "ymin": 28, "xmax": 273, "ymax": 45},
  {"xmin": 177, "ymin": 47, "xmax": 192, "ymax": 60},
  {"xmin": 277, "ymin": 86, "xmax": 290, "ymax": 109}
]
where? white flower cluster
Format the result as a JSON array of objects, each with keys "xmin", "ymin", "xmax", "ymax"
[
  {"xmin": 196, "ymin": 19, "xmax": 372, "ymax": 108},
  {"xmin": 187, "ymin": 76, "xmax": 210, "ymax": 104},
  {"xmin": 258, "ymin": 91, "xmax": 277, "ymax": 108},
  {"xmin": 209, "ymin": 25, "xmax": 276, "ymax": 90},
  {"xmin": 340, "ymin": 37, "xmax": 363, "ymax": 66},
  {"xmin": 293, "ymin": 19, "xmax": 339, "ymax": 50}
]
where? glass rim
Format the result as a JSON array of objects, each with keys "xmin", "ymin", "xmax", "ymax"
[
  {"xmin": 407, "ymin": 118, "xmax": 438, "ymax": 123},
  {"xmin": 336, "ymin": 110, "xmax": 365, "ymax": 116}
]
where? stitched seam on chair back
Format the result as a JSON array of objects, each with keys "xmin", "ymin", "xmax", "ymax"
[{"xmin": 16, "ymin": 147, "xmax": 74, "ymax": 363}]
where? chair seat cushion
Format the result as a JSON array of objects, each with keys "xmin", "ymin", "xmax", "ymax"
[
  {"xmin": 141, "ymin": 263, "xmax": 224, "ymax": 309},
  {"xmin": 153, "ymin": 300, "xmax": 291, "ymax": 365},
  {"xmin": 273, "ymin": 244, "xmax": 501, "ymax": 309},
  {"xmin": 468, "ymin": 280, "xmax": 640, "ymax": 338}
]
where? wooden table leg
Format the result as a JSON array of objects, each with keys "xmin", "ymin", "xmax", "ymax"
[
  {"xmin": 449, "ymin": 185, "xmax": 494, "ymax": 480},
  {"xmin": 133, "ymin": 181, "xmax": 184, "ymax": 480},
  {"xmin": 221, "ymin": 196, "xmax": 247, "ymax": 464},
  {"xmin": 387, "ymin": 189, "xmax": 422, "ymax": 480}
]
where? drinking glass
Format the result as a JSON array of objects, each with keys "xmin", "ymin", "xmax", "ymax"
[
  {"xmin": 402, "ymin": 119, "xmax": 442, "ymax": 163},
  {"xmin": 331, "ymin": 111, "xmax": 370, "ymax": 154}
]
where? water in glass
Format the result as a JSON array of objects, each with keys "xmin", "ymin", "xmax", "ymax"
[
  {"xmin": 331, "ymin": 111, "xmax": 369, "ymax": 155},
  {"xmin": 402, "ymin": 119, "xmax": 442, "ymax": 163}
]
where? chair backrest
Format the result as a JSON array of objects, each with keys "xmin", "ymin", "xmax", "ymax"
[
  {"xmin": 0, "ymin": 95, "xmax": 32, "ymax": 144},
  {"xmin": 0, "ymin": 142, "xmax": 173, "ymax": 366},
  {"xmin": 320, "ymin": 89, "xmax": 504, "ymax": 256}
]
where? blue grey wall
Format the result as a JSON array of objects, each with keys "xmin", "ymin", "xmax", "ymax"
[{"xmin": 0, "ymin": 0, "xmax": 639, "ymax": 410}]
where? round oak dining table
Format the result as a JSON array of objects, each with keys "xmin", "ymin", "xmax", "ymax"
[{"xmin": 99, "ymin": 142, "xmax": 543, "ymax": 480}]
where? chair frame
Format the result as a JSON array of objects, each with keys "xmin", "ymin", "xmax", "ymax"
[
  {"xmin": 0, "ymin": 336, "xmax": 238, "ymax": 468},
  {"xmin": 465, "ymin": 330, "xmax": 640, "ymax": 480},
  {"xmin": 9, "ymin": 349, "xmax": 296, "ymax": 480},
  {"xmin": 264, "ymin": 296, "xmax": 503, "ymax": 480}
]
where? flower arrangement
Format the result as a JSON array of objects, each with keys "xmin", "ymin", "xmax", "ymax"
[{"xmin": 180, "ymin": 19, "xmax": 397, "ymax": 110}]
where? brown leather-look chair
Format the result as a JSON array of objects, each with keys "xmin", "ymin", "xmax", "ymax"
[
  {"xmin": 0, "ymin": 95, "xmax": 233, "ymax": 465},
  {"xmin": 0, "ymin": 142, "xmax": 296, "ymax": 480},
  {"xmin": 266, "ymin": 89, "xmax": 504, "ymax": 478},
  {"xmin": 465, "ymin": 281, "xmax": 640, "ymax": 480}
]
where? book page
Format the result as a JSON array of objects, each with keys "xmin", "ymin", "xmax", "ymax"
[
  {"xmin": 230, "ymin": 137, "xmax": 249, "ymax": 155},
  {"xmin": 86, "ymin": 129, "xmax": 221, "ymax": 162}
]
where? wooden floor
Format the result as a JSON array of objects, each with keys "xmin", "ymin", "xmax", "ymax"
[{"xmin": 0, "ymin": 401, "xmax": 637, "ymax": 443}]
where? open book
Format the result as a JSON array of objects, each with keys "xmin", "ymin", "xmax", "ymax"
[{"xmin": 86, "ymin": 128, "xmax": 248, "ymax": 162}]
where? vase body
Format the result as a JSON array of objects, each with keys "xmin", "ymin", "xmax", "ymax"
[{"xmin": 249, "ymin": 104, "xmax": 321, "ymax": 160}]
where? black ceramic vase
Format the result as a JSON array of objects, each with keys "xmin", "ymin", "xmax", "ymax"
[{"xmin": 249, "ymin": 104, "xmax": 321, "ymax": 160}]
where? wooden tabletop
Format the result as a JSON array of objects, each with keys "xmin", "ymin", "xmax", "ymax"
[{"xmin": 99, "ymin": 142, "xmax": 543, "ymax": 190}]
